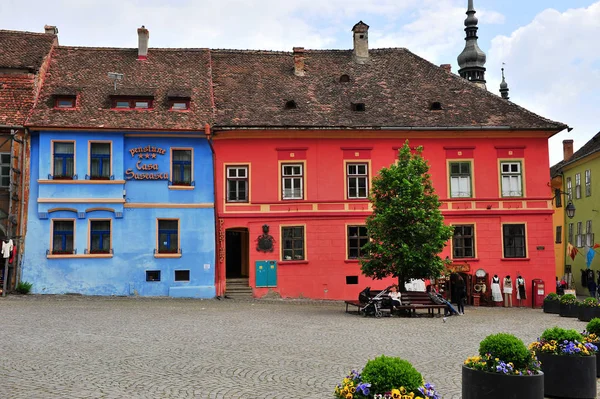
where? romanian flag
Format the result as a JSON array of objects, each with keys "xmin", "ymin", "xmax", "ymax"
[{"xmin": 567, "ymin": 243, "xmax": 578, "ymax": 261}]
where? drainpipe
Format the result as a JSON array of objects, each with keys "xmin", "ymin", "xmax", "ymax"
[
  {"xmin": 205, "ymin": 123, "xmax": 221, "ymax": 298},
  {"xmin": 16, "ymin": 128, "xmax": 28, "ymax": 287}
]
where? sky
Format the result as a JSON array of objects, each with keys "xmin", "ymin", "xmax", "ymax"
[{"xmin": 1, "ymin": 0, "xmax": 599, "ymax": 166}]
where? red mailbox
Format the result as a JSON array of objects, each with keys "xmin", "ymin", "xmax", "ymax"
[{"xmin": 532, "ymin": 279, "xmax": 545, "ymax": 308}]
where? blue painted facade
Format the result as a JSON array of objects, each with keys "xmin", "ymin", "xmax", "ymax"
[{"xmin": 22, "ymin": 131, "xmax": 216, "ymax": 298}]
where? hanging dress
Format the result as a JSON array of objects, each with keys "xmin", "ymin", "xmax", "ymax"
[
  {"xmin": 491, "ymin": 276, "xmax": 503, "ymax": 302},
  {"xmin": 517, "ymin": 277, "xmax": 526, "ymax": 300}
]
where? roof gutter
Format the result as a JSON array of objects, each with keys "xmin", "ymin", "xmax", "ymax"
[
  {"xmin": 0, "ymin": 124, "xmax": 24, "ymax": 130},
  {"xmin": 213, "ymin": 125, "xmax": 564, "ymax": 132}
]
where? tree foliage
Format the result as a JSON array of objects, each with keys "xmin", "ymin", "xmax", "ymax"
[{"xmin": 360, "ymin": 141, "xmax": 453, "ymax": 288}]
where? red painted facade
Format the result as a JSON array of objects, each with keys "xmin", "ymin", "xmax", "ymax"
[{"xmin": 214, "ymin": 130, "xmax": 556, "ymax": 305}]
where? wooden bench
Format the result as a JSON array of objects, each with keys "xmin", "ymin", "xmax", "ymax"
[{"xmin": 344, "ymin": 290, "xmax": 446, "ymax": 317}]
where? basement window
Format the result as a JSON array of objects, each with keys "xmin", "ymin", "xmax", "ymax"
[
  {"xmin": 146, "ymin": 270, "xmax": 161, "ymax": 282},
  {"xmin": 430, "ymin": 101, "xmax": 442, "ymax": 111},
  {"xmin": 351, "ymin": 103, "xmax": 365, "ymax": 112},
  {"xmin": 55, "ymin": 96, "xmax": 76, "ymax": 109},
  {"xmin": 284, "ymin": 100, "xmax": 297, "ymax": 109},
  {"xmin": 339, "ymin": 74, "xmax": 350, "ymax": 83},
  {"xmin": 174, "ymin": 270, "xmax": 190, "ymax": 282}
]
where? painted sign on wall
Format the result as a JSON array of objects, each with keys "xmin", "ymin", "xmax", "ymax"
[{"xmin": 125, "ymin": 146, "xmax": 168, "ymax": 180}]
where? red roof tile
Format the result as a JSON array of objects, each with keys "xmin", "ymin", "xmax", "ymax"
[
  {"xmin": 0, "ymin": 75, "xmax": 35, "ymax": 125},
  {"xmin": 0, "ymin": 30, "xmax": 56, "ymax": 71}
]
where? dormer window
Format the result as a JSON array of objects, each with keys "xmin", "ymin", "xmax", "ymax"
[
  {"xmin": 111, "ymin": 97, "xmax": 153, "ymax": 110},
  {"xmin": 351, "ymin": 103, "xmax": 365, "ymax": 112},
  {"xmin": 284, "ymin": 100, "xmax": 297, "ymax": 110},
  {"xmin": 55, "ymin": 96, "xmax": 76, "ymax": 109},
  {"xmin": 339, "ymin": 74, "xmax": 350, "ymax": 83},
  {"xmin": 430, "ymin": 102, "xmax": 442, "ymax": 111},
  {"xmin": 169, "ymin": 99, "xmax": 190, "ymax": 111}
]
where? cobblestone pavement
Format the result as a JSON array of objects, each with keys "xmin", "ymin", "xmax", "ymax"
[{"xmin": 0, "ymin": 295, "xmax": 597, "ymax": 399}]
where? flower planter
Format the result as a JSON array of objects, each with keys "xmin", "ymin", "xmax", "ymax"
[
  {"xmin": 544, "ymin": 300, "xmax": 560, "ymax": 314},
  {"xmin": 537, "ymin": 353, "xmax": 596, "ymax": 398},
  {"xmin": 577, "ymin": 306, "xmax": 600, "ymax": 322},
  {"xmin": 559, "ymin": 303, "xmax": 579, "ymax": 318},
  {"xmin": 462, "ymin": 365, "xmax": 544, "ymax": 399}
]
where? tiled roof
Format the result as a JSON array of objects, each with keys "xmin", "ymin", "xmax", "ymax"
[
  {"xmin": 0, "ymin": 30, "xmax": 56, "ymax": 70},
  {"xmin": 211, "ymin": 48, "xmax": 567, "ymax": 130},
  {"xmin": 0, "ymin": 75, "xmax": 35, "ymax": 125},
  {"xmin": 552, "ymin": 132, "xmax": 600, "ymax": 175},
  {"xmin": 27, "ymin": 47, "xmax": 214, "ymax": 131}
]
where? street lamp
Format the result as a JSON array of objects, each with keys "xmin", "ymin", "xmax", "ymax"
[{"xmin": 554, "ymin": 189, "xmax": 576, "ymax": 219}]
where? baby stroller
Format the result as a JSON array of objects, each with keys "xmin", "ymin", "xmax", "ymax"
[{"xmin": 359, "ymin": 285, "xmax": 394, "ymax": 318}]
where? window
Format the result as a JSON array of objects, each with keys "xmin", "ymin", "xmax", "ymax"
[
  {"xmin": 576, "ymin": 221, "xmax": 583, "ymax": 248},
  {"xmin": 52, "ymin": 220, "xmax": 74, "ymax": 255},
  {"xmin": 90, "ymin": 142, "xmax": 111, "ymax": 179},
  {"xmin": 575, "ymin": 173, "xmax": 581, "ymax": 199},
  {"xmin": 586, "ymin": 170, "xmax": 591, "ymax": 197},
  {"xmin": 586, "ymin": 220, "xmax": 594, "ymax": 247},
  {"xmin": 53, "ymin": 141, "xmax": 75, "ymax": 179},
  {"xmin": 171, "ymin": 149, "xmax": 192, "ymax": 185},
  {"xmin": 347, "ymin": 226, "xmax": 368, "ymax": 259},
  {"xmin": 555, "ymin": 226, "xmax": 562, "ymax": 244},
  {"xmin": 500, "ymin": 162, "xmax": 522, "ymax": 197},
  {"xmin": 146, "ymin": 270, "xmax": 161, "ymax": 282},
  {"xmin": 55, "ymin": 96, "xmax": 76, "ymax": 108},
  {"xmin": 449, "ymin": 162, "xmax": 471, "ymax": 198},
  {"xmin": 169, "ymin": 100, "xmax": 190, "ymax": 111},
  {"xmin": 282, "ymin": 164, "xmax": 303, "ymax": 200},
  {"xmin": 111, "ymin": 98, "xmax": 153, "ymax": 109},
  {"xmin": 0, "ymin": 153, "xmax": 10, "ymax": 187},
  {"xmin": 351, "ymin": 103, "xmax": 365, "ymax": 112},
  {"xmin": 503, "ymin": 224, "xmax": 526, "ymax": 258},
  {"xmin": 554, "ymin": 189, "xmax": 562, "ymax": 208},
  {"xmin": 284, "ymin": 100, "xmax": 297, "ymax": 109},
  {"xmin": 347, "ymin": 163, "xmax": 368, "ymax": 199},
  {"xmin": 90, "ymin": 220, "xmax": 111, "ymax": 254},
  {"xmin": 174, "ymin": 270, "xmax": 190, "ymax": 281},
  {"xmin": 567, "ymin": 177, "xmax": 572, "ymax": 200},
  {"xmin": 452, "ymin": 225, "xmax": 475, "ymax": 258},
  {"xmin": 568, "ymin": 223, "xmax": 574, "ymax": 244},
  {"xmin": 158, "ymin": 219, "xmax": 179, "ymax": 254},
  {"xmin": 430, "ymin": 102, "xmax": 442, "ymax": 110},
  {"xmin": 282, "ymin": 226, "xmax": 304, "ymax": 261},
  {"xmin": 226, "ymin": 166, "xmax": 248, "ymax": 202}
]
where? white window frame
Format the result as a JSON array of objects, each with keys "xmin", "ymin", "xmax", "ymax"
[
  {"xmin": 575, "ymin": 173, "xmax": 581, "ymax": 199},
  {"xmin": 282, "ymin": 164, "xmax": 303, "ymax": 200},
  {"xmin": 500, "ymin": 161, "xmax": 522, "ymax": 197},
  {"xmin": 586, "ymin": 220, "xmax": 594, "ymax": 247},
  {"xmin": 226, "ymin": 165, "xmax": 249, "ymax": 203},
  {"xmin": 567, "ymin": 177, "xmax": 572, "ymax": 200},
  {"xmin": 576, "ymin": 221, "xmax": 583, "ymax": 248},
  {"xmin": 585, "ymin": 170, "xmax": 591, "ymax": 197},
  {"xmin": 347, "ymin": 163, "xmax": 368, "ymax": 199}
]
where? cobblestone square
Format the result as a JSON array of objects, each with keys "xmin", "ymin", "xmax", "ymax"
[{"xmin": 0, "ymin": 296, "xmax": 595, "ymax": 398}]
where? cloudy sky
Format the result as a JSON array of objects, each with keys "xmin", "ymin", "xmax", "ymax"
[{"xmin": 2, "ymin": 0, "xmax": 599, "ymax": 166}]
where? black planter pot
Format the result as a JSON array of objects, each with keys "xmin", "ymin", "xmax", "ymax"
[
  {"xmin": 462, "ymin": 365, "xmax": 544, "ymax": 399},
  {"xmin": 537, "ymin": 353, "xmax": 596, "ymax": 398},
  {"xmin": 559, "ymin": 302, "xmax": 579, "ymax": 318},
  {"xmin": 577, "ymin": 306, "xmax": 599, "ymax": 322},
  {"xmin": 544, "ymin": 300, "xmax": 560, "ymax": 314},
  {"xmin": 597, "ymin": 355, "xmax": 600, "ymax": 378}
]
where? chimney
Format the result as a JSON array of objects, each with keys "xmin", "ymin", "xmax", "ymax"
[
  {"xmin": 293, "ymin": 47, "xmax": 305, "ymax": 77},
  {"xmin": 563, "ymin": 140, "xmax": 574, "ymax": 161},
  {"xmin": 440, "ymin": 64, "xmax": 451, "ymax": 73},
  {"xmin": 352, "ymin": 21, "xmax": 369, "ymax": 64},
  {"xmin": 137, "ymin": 25, "xmax": 149, "ymax": 60},
  {"xmin": 44, "ymin": 25, "xmax": 58, "ymax": 35}
]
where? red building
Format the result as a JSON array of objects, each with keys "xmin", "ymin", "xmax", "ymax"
[{"xmin": 211, "ymin": 19, "xmax": 566, "ymax": 305}]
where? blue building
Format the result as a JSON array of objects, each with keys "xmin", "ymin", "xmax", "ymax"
[{"xmin": 23, "ymin": 27, "xmax": 217, "ymax": 297}]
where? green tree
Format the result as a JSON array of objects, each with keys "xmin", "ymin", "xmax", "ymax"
[{"xmin": 360, "ymin": 141, "xmax": 453, "ymax": 290}]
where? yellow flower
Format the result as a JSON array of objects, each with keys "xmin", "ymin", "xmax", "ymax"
[
  {"xmin": 391, "ymin": 388, "xmax": 401, "ymax": 398},
  {"xmin": 345, "ymin": 393, "xmax": 353, "ymax": 399},
  {"xmin": 400, "ymin": 387, "xmax": 407, "ymax": 394}
]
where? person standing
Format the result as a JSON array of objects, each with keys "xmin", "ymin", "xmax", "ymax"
[
  {"xmin": 455, "ymin": 275, "xmax": 467, "ymax": 315},
  {"xmin": 491, "ymin": 274, "xmax": 503, "ymax": 306},
  {"xmin": 503, "ymin": 275, "xmax": 513, "ymax": 307}
]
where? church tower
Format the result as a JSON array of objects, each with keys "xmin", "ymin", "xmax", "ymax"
[
  {"xmin": 457, "ymin": 0, "xmax": 487, "ymax": 89},
  {"xmin": 500, "ymin": 67, "xmax": 510, "ymax": 100}
]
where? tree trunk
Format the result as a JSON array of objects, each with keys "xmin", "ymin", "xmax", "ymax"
[{"xmin": 398, "ymin": 275, "xmax": 407, "ymax": 292}]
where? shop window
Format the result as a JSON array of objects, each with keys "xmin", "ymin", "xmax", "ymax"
[
  {"xmin": 52, "ymin": 141, "xmax": 75, "ymax": 179},
  {"xmin": 146, "ymin": 270, "xmax": 161, "ymax": 282},
  {"xmin": 500, "ymin": 161, "xmax": 522, "ymax": 197},
  {"xmin": 90, "ymin": 220, "xmax": 111, "ymax": 254},
  {"xmin": 452, "ymin": 225, "xmax": 475, "ymax": 258},
  {"xmin": 282, "ymin": 226, "xmax": 304, "ymax": 261},
  {"xmin": 449, "ymin": 161, "xmax": 471, "ymax": 198},
  {"xmin": 174, "ymin": 270, "xmax": 190, "ymax": 281},
  {"xmin": 158, "ymin": 219, "xmax": 179, "ymax": 254},
  {"xmin": 347, "ymin": 163, "xmax": 368, "ymax": 199},
  {"xmin": 282, "ymin": 164, "xmax": 303, "ymax": 200},
  {"xmin": 52, "ymin": 220, "xmax": 74, "ymax": 255},
  {"xmin": 89, "ymin": 142, "xmax": 111, "ymax": 180},
  {"xmin": 226, "ymin": 165, "xmax": 248, "ymax": 202},
  {"xmin": 347, "ymin": 225, "xmax": 368, "ymax": 259},
  {"xmin": 171, "ymin": 149, "xmax": 193, "ymax": 186},
  {"xmin": 0, "ymin": 153, "xmax": 10, "ymax": 187},
  {"xmin": 503, "ymin": 224, "xmax": 526, "ymax": 258}
]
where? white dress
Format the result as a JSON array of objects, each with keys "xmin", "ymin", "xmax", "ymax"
[{"xmin": 491, "ymin": 276, "xmax": 503, "ymax": 302}]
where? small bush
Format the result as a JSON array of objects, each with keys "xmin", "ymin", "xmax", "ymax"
[
  {"xmin": 360, "ymin": 355, "xmax": 423, "ymax": 394},
  {"xmin": 15, "ymin": 281, "xmax": 33, "ymax": 295},
  {"xmin": 478, "ymin": 333, "xmax": 531, "ymax": 370},
  {"xmin": 544, "ymin": 292, "xmax": 559, "ymax": 302},
  {"xmin": 587, "ymin": 318, "xmax": 600, "ymax": 335},
  {"xmin": 559, "ymin": 293, "xmax": 578, "ymax": 305},
  {"xmin": 580, "ymin": 297, "xmax": 599, "ymax": 307},
  {"xmin": 541, "ymin": 326, "xmax": 583, "ymax": 342}
]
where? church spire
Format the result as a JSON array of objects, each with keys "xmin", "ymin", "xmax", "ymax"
[
  {"xmin": 457, "ymin": 0, "xmax": 487, "ymax": 89},
  {"xmin": 500, "ymin": 67, "xmax": 510, "ymax": 100}
]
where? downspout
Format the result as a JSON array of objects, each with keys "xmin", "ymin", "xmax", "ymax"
[
  {"xmin": 205, "ymin": 123, "xmax": 221, "ymax": 298},
  {"xmin": 16, "ymin": 128, "xmax": 28, "ymax": 287}
]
